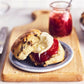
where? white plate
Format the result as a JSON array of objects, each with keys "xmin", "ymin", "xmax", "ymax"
[{"xmin": 9, "ymin": 41, "xmax": 73, "ymax": 72}]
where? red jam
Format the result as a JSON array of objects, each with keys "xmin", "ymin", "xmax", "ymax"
[
  {"xmin": 33, "ymin": 38, "xmax": 59, "ymax": 62},
  {"xmin": 49, "ymin": 10, "xmax": 72, "ymax": 37}
]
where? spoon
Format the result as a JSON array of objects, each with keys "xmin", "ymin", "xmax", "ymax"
[{"xmin": 67, "ymin": 0, "xmax": 72, "ymax": 7}]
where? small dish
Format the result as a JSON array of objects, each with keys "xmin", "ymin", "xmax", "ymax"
[
  {"xmin": 80, "ymin": 23, "xmax": 84, "ymax": 31},
  {"xmin": 9, "ymin": 41, "xmax": 73, "ymax": 73},
  {"xmin": 80, "ymin": 12, "xmax": 84, "ymax": 31}
]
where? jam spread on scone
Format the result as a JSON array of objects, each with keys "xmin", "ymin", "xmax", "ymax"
[
  {"xmin": 11, "ymin": 29, "xmax": 65, "ymax": 67},
  {"xmin": 30, "ymin": 38, "xmax": 58, "ymax": 63}
]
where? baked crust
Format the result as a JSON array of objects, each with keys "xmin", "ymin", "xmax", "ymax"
[
  {"xmin": 11, "ymin": 29, "xmax": 41, "ymax": 60},
  {"xmin": 29, "ymin": 43, "xmax": 65, "ymax": 66}
]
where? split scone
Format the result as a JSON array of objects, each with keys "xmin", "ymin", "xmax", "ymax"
[{"xmin": 11, "ymin": 29, "xmax": 65, "ymax": 67}]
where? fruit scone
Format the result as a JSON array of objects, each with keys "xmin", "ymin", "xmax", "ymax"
[{"xmin": 11, "ymin": 29, "xmax": 65, "ymax": 67}]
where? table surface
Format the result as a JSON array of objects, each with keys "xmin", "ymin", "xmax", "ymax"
[{"xmin": 0, "ymin": 8, "xmax": 84, "ymax": 84}]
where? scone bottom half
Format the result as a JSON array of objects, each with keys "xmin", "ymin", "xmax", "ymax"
[
  {"xmin": 29, "ymin": 43, "xmax": 65, "ymax": 67},
  {"xmin": 11, "ymin": 29, "xmax": 65, "ymax": 67}
]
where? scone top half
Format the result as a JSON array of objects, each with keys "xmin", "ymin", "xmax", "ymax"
[{"xmin": 11, "ymin": 29, "xmax": 41, "ymax": 60}]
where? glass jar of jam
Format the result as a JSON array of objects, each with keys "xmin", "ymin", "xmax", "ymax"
[{"xmin": 49, "ymin": 1, "xmax": 72, "ymax": 37}]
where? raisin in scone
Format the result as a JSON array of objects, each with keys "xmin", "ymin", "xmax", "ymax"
[{"xmin": 11, "ymin": 29, "xmax": 65, "ymax": 66}]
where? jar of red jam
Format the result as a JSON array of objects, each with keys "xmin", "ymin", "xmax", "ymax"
[{"xmin": 49, "ymin": 1, "xmax": 72, "ymax": 37}]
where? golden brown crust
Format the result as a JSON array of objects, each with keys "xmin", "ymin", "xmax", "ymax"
[
  {"xmin": 11, "ymin": 29, "xmax": 41, "ymax": 60},
  {"xmin": 11, "ymin": 29, "xmax": 41, "ymax": 49}
]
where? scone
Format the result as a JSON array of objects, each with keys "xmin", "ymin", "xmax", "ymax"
[
  {"xmin": 11, "ymin": 29, "xmax": 41, "ymax": 60},
  {"xmin": 29, "ymin": 43, "xmax": 65, "ymax": 66},
  {"xmin": 11, "ymin": 29, "xmax": 65, "ymax": 67}
]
